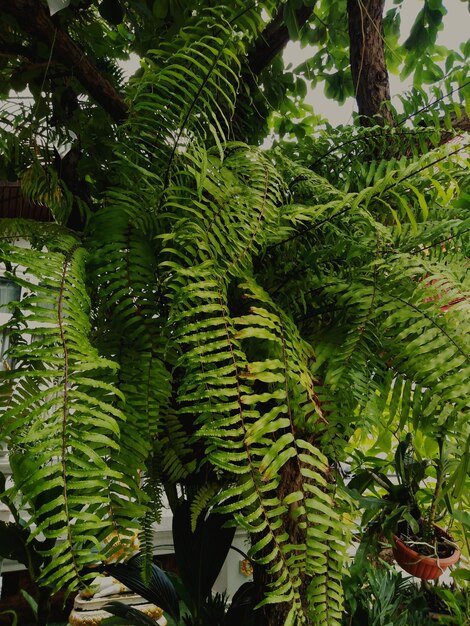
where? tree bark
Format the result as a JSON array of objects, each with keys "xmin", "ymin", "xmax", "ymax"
[
  {"xmin": 255, "ymin": 456, "xmax": 312, "ymax": 626},
  {"xmin": 0, "ymin": 0, "xmax": 128, "ymax": 123},
  {"xmin": 347, "ymin": 0, "xmax": 394, "ymax": 126}
]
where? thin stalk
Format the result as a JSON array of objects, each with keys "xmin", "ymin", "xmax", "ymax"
[{"xmin": 426, "ymin": 436, "xmax": 444, "ymax": 542}]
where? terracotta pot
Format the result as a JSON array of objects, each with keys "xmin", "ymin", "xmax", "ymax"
[{"xmin": 392, "ymin": 526, "xmax": 460, "ymax": 580}]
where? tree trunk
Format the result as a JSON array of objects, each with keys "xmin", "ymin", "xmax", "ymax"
[
  {"xmin": 347, "ymin": 0, "xmax": 394, "ymax": 126},
  {"xmin": 255, "ymin": 457, "xmax": 312, "ymax": 626}
]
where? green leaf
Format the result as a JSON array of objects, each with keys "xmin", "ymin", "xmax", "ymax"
[
  {"xmin": 102, "ymin": 602, "xmax": 158, "ymax": 625},
  {"xmin": 20, "ymin": 590, "xmax": 38, "ymax": 619},
  {"xmin": 0, "ymin": 610, "xmax": 18, "ymax": 626},
  {"xmin": 451, "ymin": 568, "xmax": 470, "ymax": 582},
  {"xmin": 402, "ymin": 510, "xmax": 420, "ymax": 534},
  {"xmin": 283, "ymin": 2, "xmax": 301, "ymax": 41}
]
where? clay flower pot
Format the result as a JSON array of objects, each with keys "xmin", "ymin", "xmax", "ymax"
[{"xmin": 392, "ymin": 526, "xmax": 460, "ymax": 580}]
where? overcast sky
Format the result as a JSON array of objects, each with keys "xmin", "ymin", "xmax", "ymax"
[{"xmin": 283, "ymin": 0, "xmax": 470, "ymax": 125}]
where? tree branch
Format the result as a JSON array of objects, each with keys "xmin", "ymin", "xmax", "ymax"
[
  {"xmin": 247, "ymin": 4, "xmax": 314, "ymax": 76},
  {"xmin": 0, "ymin": 0, "xmax": 128, "ymax": 123},
  {"xmin": 231, "ymin": 4, "xmax": 314, "ymax": 142}
]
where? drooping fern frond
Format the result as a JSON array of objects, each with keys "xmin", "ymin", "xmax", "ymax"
[
  {"xmin": 0, "ymin": 218, "xmax": 68, "ymax": 244},
  {"xmin": 0, "ymin": 234, "xmax": 140, "ymax": 592},
  {"xmin": 87, "ymin": 207, "xmax": 173, "ymax": 541},
  {"xmin": 159, "ymin": 233, "xmax": 350, "ymax": 623},
  {"xmin": 189, "ymin": 483, "xmax": 220, "ymax": 532},
  {"xmin": 114, "ymin": 4, "xmax": 273, "ymax": 194},
  {"xmin": 231, "ymin": 278, "xmax": 350, "ymax": 624},
  {"xmin": 375, "ymin": 254, "xmax": 469, "ymax": 427},
  {"xmin": 258, "ymin": 141, "xmax": 469, "ymax": 463}
]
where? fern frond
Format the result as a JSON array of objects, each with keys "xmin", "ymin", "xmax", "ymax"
[
  {"xmin": 158, "ymin": 143, "xmax": 284, "ymax": 288},
  {"xmin": 116, "ymin": 6, "xmax": 268, "ymax": 191},
  {"xmin": 155, "ymin": 408, "xmax": 197, "ymax": 484},
  {"xmin": 189, "ymin": 483, "xmax": 220, "ymax": 532},
  {"xmin": 374, "ymin": 255, "xmax": 470, "ymax": 432},
  {"xmin": 161, "ymin": 248, "xmax": 348, "ymax": 622},
  {"xmin": 0, "ymin": 234, "xmax": 140, "ymax": 592}
]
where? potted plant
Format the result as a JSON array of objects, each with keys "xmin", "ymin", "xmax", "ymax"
[{"xmin": 349, "ymin": 434, "xmax": 461, "ymax": 580}]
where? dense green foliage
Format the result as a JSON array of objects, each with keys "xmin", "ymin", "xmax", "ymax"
[{"xmin": 0, "ymin": 1, "xmax": 469, "ymax": 625}]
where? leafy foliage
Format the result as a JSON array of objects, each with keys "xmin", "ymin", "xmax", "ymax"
[
  {"xmin": 343, "ymin": 558, "xmax": 432, "ymax": 626},
  {"xmin": 0, "ymin": 1, "xmax": 469, "ymax": 625},
  {"xmin": 104, "ymin": 548, "xmax": 259, "ymax": 626}
]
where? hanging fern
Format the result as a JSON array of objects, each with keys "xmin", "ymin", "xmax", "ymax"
[
  {"xmin": 0, "ymin": 2, "xmax": 469, "ymax": 624},
  {"xmin": 246, "ymin": 140, "xmax": 469, "ymax": 516},
  {"xmin": 0, "ymin": 235, "xmax": 140, "ymax": 592}
]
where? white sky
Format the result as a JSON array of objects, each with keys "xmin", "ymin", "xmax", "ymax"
[{"xmin": 283, "ymin": 0, "xmax": 470, "ymax": 125}]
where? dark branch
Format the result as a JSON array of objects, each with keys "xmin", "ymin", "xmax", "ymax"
[
  {"xmin": 0, "ymin": 0, "xmax": 128, "ymax": 123},
  {"xmin": 247, "ymin": 5, "xmax": 314, "ymax": 76},
  {"xmin": 231, "ymin": 4, "xmax": 314, "ymax": 142}
]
